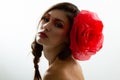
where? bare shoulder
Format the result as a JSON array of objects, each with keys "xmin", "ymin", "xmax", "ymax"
[
  {"xmin": 43, "ymin": 57, "xmax": 84, "ymax": 80},
  {"xmin": 43, "ymin": 68, "xmax": 70, "ymax": 80}
]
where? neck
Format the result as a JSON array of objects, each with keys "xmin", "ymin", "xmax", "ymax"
[{"xmin": 43, "ymin": 45, "xmax": 64, "ymax": 65}]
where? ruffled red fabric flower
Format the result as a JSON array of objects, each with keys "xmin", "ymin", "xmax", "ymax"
[{"xmin": 70, "ymin": 10, "xmax": 104, "ymax": 60}]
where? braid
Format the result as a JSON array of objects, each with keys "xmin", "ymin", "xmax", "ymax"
[{"xmin": 31, "ymin": 40, "xmax": 43, "ymax": 80}]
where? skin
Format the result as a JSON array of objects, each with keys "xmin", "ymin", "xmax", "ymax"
[{"xmin": 36, "ymin": 10, "xmax": 84, "ymax": 80}]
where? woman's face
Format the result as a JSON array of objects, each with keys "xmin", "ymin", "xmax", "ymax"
[{"xmin": 36, "ymin": 10, "xmax": 70, "ymax": 48}]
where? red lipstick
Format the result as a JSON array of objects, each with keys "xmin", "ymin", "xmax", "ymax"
[{"xmin": 38, "ymin": 32, "xmax": 48, "ymax": 38}]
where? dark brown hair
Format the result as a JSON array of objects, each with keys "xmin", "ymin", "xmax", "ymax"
[{"xmin": 31, "ymin": 2, "xmax": 79, "ymax": 80}]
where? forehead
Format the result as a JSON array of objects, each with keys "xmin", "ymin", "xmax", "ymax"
[{"xmin": 46, "ymin": 10, "xmax": 69, "ymax": 24}]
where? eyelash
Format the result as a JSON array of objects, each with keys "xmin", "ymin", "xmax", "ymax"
[
  {"xmin": 55, "ymin": 22, "xmax": 63, "ymax": 28},
  {"xmin": 42, "ymin": 17, "xmax": 49, "ymax": 22},
  {"xmin": 41, "ymin": 16, "xmax": 64, "ymax": 28}
]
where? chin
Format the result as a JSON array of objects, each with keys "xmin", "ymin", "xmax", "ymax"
[
  {"xmin": 36, "ymin": 38, "xmax": 50, "ymax": 47},
  {"xmin": 36, "ymin": 37, "xmax": 43, "ymax": 45}
]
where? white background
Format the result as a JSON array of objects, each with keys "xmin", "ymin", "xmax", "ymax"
[{"xmin": 0, "ymin": 0, "xmax": 120, "ymax": 80}]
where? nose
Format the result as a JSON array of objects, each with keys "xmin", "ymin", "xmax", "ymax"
[{"xmin": 41, "ymin": 22, "xmax": 52, "ymax": 31}]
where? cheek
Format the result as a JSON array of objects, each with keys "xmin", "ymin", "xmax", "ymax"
[{"xmin": 51, "ymin": 30, "xmax": 68, "ymax": 44}]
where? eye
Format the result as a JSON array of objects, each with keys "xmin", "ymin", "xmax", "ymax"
[
  {"xmin": 42, "ymin": 16, "xmax": 49, "ymax": 22},
  {"xmin": 55, "ymin": 22, "xmax": 64, "ymax": 28}
]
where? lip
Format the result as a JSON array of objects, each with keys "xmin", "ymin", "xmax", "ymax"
[{"xmin": 37, "ymin": 32, "xmax": 48, "ymax": 38}]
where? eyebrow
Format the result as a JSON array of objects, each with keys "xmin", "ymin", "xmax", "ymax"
[
  {"xmin": 45, "ymin": 13, "xmax": 65, "ymax": 24},
  {"xmin": 54, "ymin": 18, "xmax": 64, "ymax": 24}
]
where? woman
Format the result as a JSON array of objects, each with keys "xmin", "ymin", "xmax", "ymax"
[{"xmin": 31, "ymin": 2, "xmax": 104, "ymax": 80}]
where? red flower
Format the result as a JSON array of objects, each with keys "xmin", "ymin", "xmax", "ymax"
[{"xmin": 70, "ymin": 10, "xmax": 104, "ymax": 60}]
